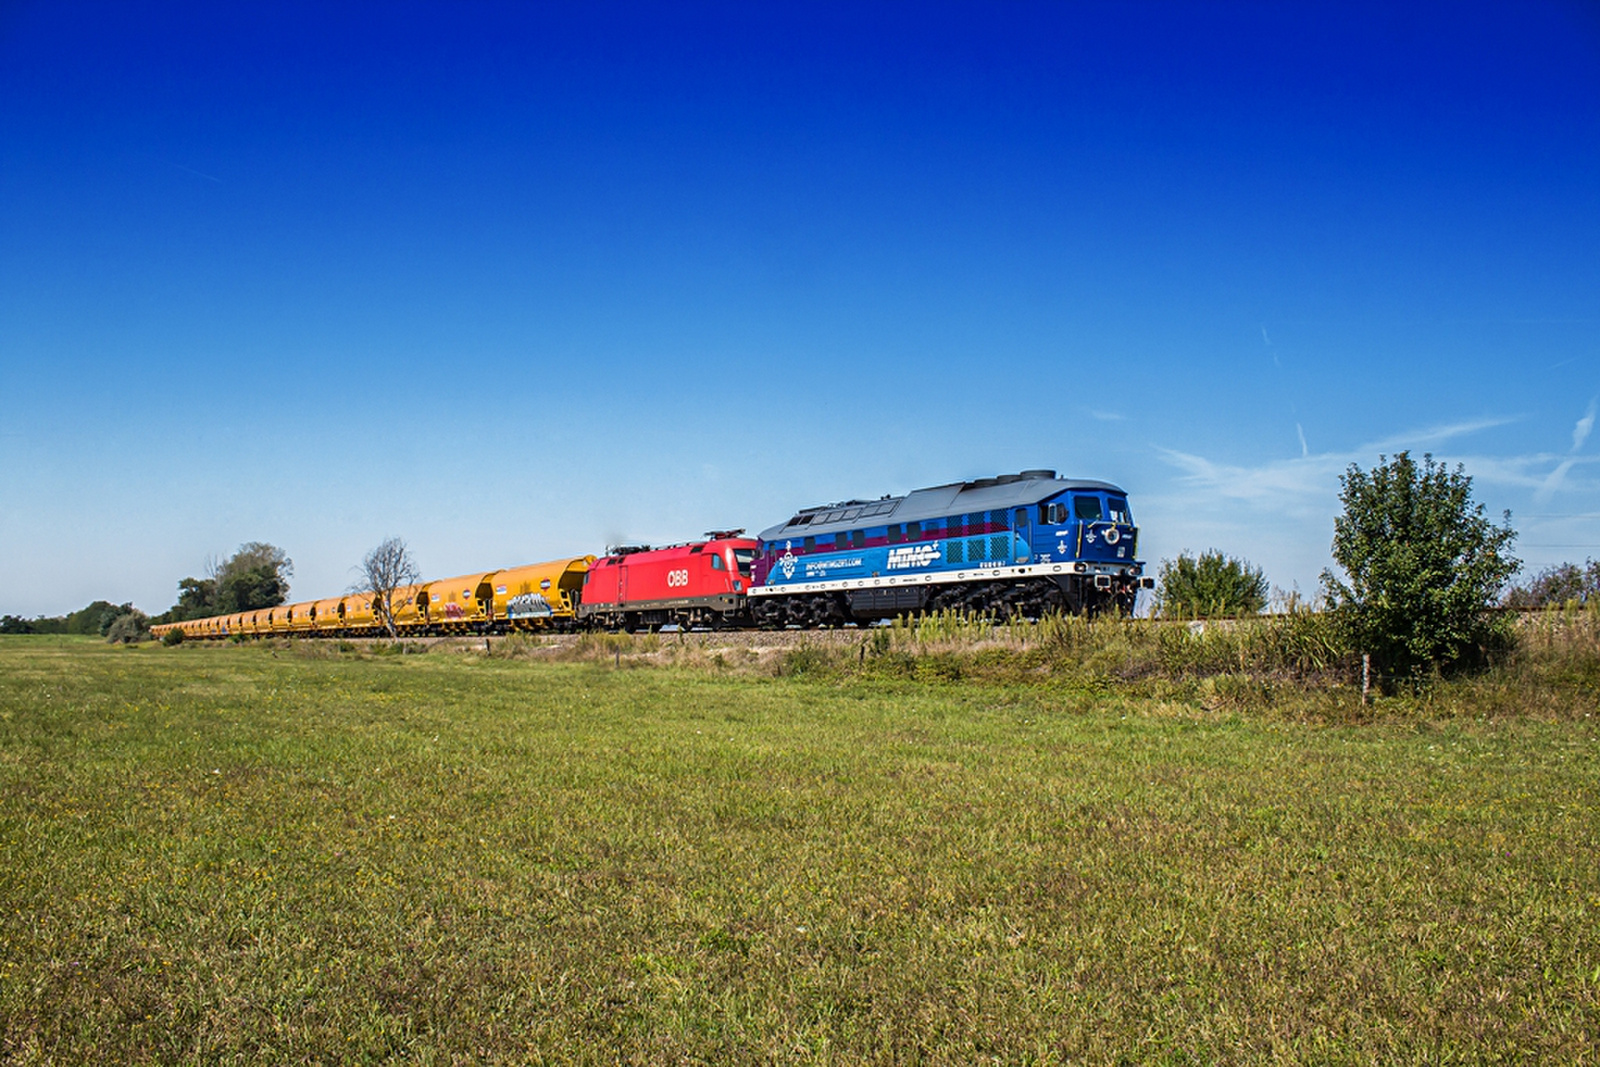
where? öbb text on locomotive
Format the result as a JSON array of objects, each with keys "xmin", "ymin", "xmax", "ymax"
[{"xmin": 153, "ymin": 471, "xmax": 1153, "ymax": 639}]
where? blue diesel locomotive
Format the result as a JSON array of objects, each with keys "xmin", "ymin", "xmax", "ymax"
[{"xmin": 749, "ymin": 470, "xmax": 1152, "ymax": 627}]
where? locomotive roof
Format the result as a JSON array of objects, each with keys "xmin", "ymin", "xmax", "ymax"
[
  {"xmin": 758, "ymin": 471, "xmax": 1127, "ymax": 541},
  {"xmin": 596, "ymin": 533, "xmax": 756, "ymax": 563}
]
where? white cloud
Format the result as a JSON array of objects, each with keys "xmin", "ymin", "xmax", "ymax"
[
  {"xmin": 1153, "ymin": 417, "xmax": 1518, "ymax": 510},
  {"xmin": 1536, "ymin": 458, "xmax": 1578, "ymax": 503},
  {"xmin": 1151, "ymin": 447, "xmax": 1347, "ymax": 507},
  {"xmin": 1364, "ymin": 416, "xmax": 1518, "ymax": 454},
  {"xmin": 1144, "ymin": 413, "xmax": 1600, "ymax": 585},
  {"xmin": 1571, "ymin": 397, "xmax": 1597, "ymax": 453},
  {"xmin": 1527, "ymin": 453, "xmax": 1600, "ymax": 503}
]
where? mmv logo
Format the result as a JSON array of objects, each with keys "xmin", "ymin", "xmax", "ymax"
[{"xmin": 886, "ymin": 543, "xmax": 941, "ymax": 570}]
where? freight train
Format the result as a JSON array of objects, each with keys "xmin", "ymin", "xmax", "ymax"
[{"xmin": 150, "ymin": 470, "xmax": 1150, "ymax": 641}]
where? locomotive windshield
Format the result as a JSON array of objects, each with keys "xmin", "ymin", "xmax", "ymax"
[
  {"xmin": 1072, "ymin": 495, "xmax": 1103, "ymax": 521},
  {"xmin": 733, "ymin": 548, "xmax": 755, "ymax": 577},
  {"xmin": 1108, "ymin": 496, "xmax": 1132, "ymax": 525}
]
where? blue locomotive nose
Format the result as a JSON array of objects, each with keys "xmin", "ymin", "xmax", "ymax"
[
  {"xmin": 1078, "ymin": 521, "xmax": 1137, "ymax": 561},
  {"xmin": 1036, "ymin": 489, "xmax": 1138, "ymax": 565}
]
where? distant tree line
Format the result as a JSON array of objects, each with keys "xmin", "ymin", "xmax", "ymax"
[
  {"xmin": 0, "ymin": 542, "xmax": 293, "ymax": 644},
  {"xmin": 0, "ymin": 601, "xmax": 144, "ymax": 638},
  {"xmin": 1503, "ymin": 560, "xmax": 1600, "ymax": 609}
]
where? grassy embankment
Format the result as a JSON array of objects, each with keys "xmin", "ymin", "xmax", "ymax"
[{"xmin": 1, "ymin": 622, "xmax": 1596, "ymax": 1063}]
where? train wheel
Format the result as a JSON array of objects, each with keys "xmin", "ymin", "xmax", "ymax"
[{"xmin": 753, "ymin": 599, "xmax": 783, "ymax": 629}]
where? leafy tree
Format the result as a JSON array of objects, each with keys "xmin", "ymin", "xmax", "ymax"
[
  {"xmin": 105, "ymin": 611, "xmax": 150, "ymax": 644},
  {"xmin": 1323, "ymin": 451, "xmax": 1519, "ymax": 681},
  {"xmin": 214, "ymin": 565, "xmax": 288, "ymax": 613},
  {"xmin": 4, "ymin": 603, "xmax": 140, "ymax": 636},
  {"xmin": 169, "ymin": 578, "xmax": 218, "ymax": 622},
  {"xmin": 5, "ymin": 614, "xmax": 66, "ymax": 634},
  {"xmin": 1503, "ymin": 560, "xmax": 1600, "ymax": 609},
  {"xmin": 165, "ymin": 542, "xmax": 293, "ymax": 620},
  {"xmin": 1155, "ymin": 550, "xmax": 1269, "ymax": 617},
  {"xmin": 354, "ymin": 537, "xmax": 420, "ymax": 638},
  {"xmin": 63, "ymin": 601, "xmax": 137, "ymax": 636},
  {"xmin": 214, "ymin": 543, "xmax": 293, "ymax": 609}
]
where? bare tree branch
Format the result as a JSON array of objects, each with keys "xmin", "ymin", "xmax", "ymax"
[{"xmin": 353, "ymin": 537, "xmax": 420, "ymax": 638}]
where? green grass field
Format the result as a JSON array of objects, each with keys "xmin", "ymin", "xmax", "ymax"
[{"xmin": 1, "ymin": 636, "xmax": 1596, "ymax": 1063}]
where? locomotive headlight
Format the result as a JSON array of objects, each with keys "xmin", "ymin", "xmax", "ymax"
[{"xmin": 1075, "ymin": 563, "xmax": 1087, "ymax": 573}]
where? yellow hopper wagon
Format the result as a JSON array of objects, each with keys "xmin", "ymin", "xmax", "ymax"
[
  {"xmin": 152, "ymin": 553, "xmax": 588, "ymax": 640},
  {"xmin": 491, "ymin": 556, "xmax": 594, "ymax": 632},
  {"xmin": 393, "ymin": 583, "xmax": 431, "ymax": 633},
  {"xmin": 343, "ymin": 592, "xmax": 377, "ymax": 634},
  {"xmin": 419, "ymin": 573, "xmax": 498, "ymax": 632},
  {"xmin": 286, "ymin": 602, "xmax": 317, "ymax": 636},
  {"xmin": 310, "ymin": 596, "xmax": 347, "ymax": 635}
]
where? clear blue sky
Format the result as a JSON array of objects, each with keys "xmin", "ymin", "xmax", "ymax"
[{"xmin": 2, "ymin": 1, "xmax": 1597, "ymax": 618}]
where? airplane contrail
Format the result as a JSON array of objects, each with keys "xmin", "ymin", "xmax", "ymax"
[{"xmin": 162, "ymin": 160, "xmax": 223, "ymax": 183}]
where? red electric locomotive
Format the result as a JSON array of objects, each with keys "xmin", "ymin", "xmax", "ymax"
[{"xmin": 577, "ymin": 531, "xmax": 758, "ymax": 631}]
